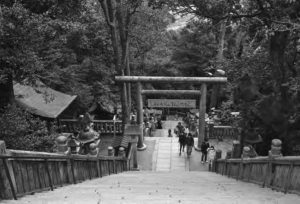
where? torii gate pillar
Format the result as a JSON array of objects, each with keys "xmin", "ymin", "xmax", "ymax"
[
  {"xmin": 195, "ymin": 83, "xmax": 207, "ymax": 150},
  {"xmin": 136, "ymin": 82, "xmax": 147, "ymax": 150}
]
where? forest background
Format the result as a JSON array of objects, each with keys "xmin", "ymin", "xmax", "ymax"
[{"xmin": 0, "ymin": 0, "xmax": 299, "ymax": 156}]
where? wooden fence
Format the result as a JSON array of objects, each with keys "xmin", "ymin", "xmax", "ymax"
[
  {"xmin": 0, "ymin": 150, "xmax": 129, "ymax": 200},
  {"xmin": 59, "ymin": 119, "xmax": 123, "ymax": 135},
  {"xmin": 212, "ymin": 156, "xmax": 300, "ymax": 195}
]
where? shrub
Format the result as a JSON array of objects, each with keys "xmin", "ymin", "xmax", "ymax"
[{"xmin": 0, "ymin": 105, "xmax": 57, "ymax": 152}]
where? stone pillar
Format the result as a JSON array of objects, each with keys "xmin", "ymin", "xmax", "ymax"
[
  {"xmin": 232, "ymin": 140, "xmax": 241, "ymax": 158},
  {"xmin": 268, "ymin": 139, "xmax": 282, "ymax": 158},
  {"xmin": 131, "ymin": 139, "xmax": 139, "ymax": 170},
  {"xmin": 119, "ymin": 147, "xmax": 126, "ymax": 158},
  {"xmin": 108, "ymin": 146, "xmax": 114, "ymax": 156},
  {"xmin": 136, "ymin": 82, "xmax": 146, "ymax": 150},
  {"xmin": 196, "ymin": 83, "xmax": 207, "ymax": 150}
]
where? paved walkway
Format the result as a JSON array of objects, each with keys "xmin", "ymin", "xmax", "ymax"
[
  {"xmin": 3, "ymin": 171, "xmax": 300, "ymax": 204},
  {"xmin": 145, "ymin": 120, "xmax": 232, "ymax": 172}
]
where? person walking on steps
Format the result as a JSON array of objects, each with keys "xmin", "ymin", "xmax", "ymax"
[
  {"xmin": 207, "ymin": 146, "xmax": 216, "ymax": 169},
  {"xmin": 175, "ymin": 122, "xmax": 184, "ymax": 137},
  {"xmin": 178, "ymin": 132, "xmax": 186, "ymax": 156},
  {"xmin": 186, "ymin": 133, "xmax": 194, "ymax": 157},
  {"xmin": 201, "ymin": 139, "xmax": 210, "ymax": 164}
]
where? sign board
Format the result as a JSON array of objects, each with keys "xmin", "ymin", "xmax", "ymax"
[{"xmin": 148, "ymin": 99, "xmax": 196, "ymax": 108}]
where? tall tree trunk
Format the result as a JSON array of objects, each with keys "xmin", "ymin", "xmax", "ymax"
[
  {"xmin": 217, "ymin": 20, "xmax": 226, "ymax": 63},
  {"xmin": 126, "ymin": 51, "xmax": 131, "ymax": 115},
  {"xmin": 210, "ymin": 20, "xmax": 226, "ymax": 109},
  {"xmin": 99, "ymin": 0, "xmax": 130, "ymax": 124},
  {"xmin": 270, "ymin": 31, "xmax": 289, "ymax": 93}
]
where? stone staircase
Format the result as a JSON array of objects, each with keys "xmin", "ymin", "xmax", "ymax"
[{"xmin": 3, "ymin": 171, "xmax": 300, "ymax": 204}]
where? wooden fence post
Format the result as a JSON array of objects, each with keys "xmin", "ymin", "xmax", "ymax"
[
  {"xmin": 87, "ymin": 160, "xmax": 92, "ymax": 180},
  {"xmin": 247, "ymin": 163, "xmax": 252, "ymax": 182},
  {"xmin": 284, "ymin": 163, "xmax": 294, "ymax": 193},
  {"xmin": 70, "ymin": 159, "xmax": 76, "ymax": 184},
  {"xmin": 44, "ymin": 159, "xmax": 53, "ymax": 191},
  {"xmin": 113, "ymin": 159, "xmax": 116, "ymax": 174},
  {"xmin": 66, "ymin": 158, "xmax": 74, "ymax": 184},
  {"xmin": 239, "ymin": 159, "xmax": 244, "ymax": 181},
  {"xmin": 96, "ymin": 160, "xmax": 101, "ymax": 178},
  {"xmin": 2, "ymin": 158, "xmax": 17, "ymax": 200}
]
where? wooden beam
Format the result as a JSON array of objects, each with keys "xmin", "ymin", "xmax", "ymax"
[
  {"xmin": 115, "ymin": 76, "xmax": 227, "ymax": 84},
  {"xmin": 141, "ymin": 90, "xmax": 201, "ymax": 95}
]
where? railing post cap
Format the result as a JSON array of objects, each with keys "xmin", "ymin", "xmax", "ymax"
[
  {"xmin": 272, "ymin": 139, "xmax": 282, "ymax": 146},
  {"xmin": 55, "ymin": 135, "xmax": 68, "ymax": 145}
]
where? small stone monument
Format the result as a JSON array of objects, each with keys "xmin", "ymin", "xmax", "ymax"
[
  {"xmin": 89, "ymin": 143, "xmax": 99, "ymax": 156},
  {"xmin": 268, "ymin": 139, "xmax": 282, "ymax": 158}
]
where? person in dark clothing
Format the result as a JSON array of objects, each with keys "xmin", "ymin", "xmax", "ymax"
[
  {"xmin": 175, "ymin": 122, "xmax": 185, "ymax": 136},
  {"xmin": 201, "ymin": 140, "xmax": 210, "ymax": 163},
  {"xmin": 178, "ymin": 132, "xmax": 186, "ymax": 156},
  {"xmin": 156, "ymin": 119, "xmax": 162, "ymax": 129},
  {"xmin": 186, "ymin": 133, "xmax": 194, "ymax": 156},
  {"xmin": 168, "ymin": 129, "xmax": 172, "ymax": 137}
]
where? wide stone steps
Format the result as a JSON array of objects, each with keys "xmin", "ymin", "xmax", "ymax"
[{"xmin": 3, "ymin": 171, "xmax": 300, "ymax": 204}]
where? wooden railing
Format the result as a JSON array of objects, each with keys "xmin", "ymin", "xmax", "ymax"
[
  {"xmin": 0, "ymin": 150, "xmax": 129, "ymax": 200},
  {"xmin": 208, "ymin": 125, "xmax": 239, "ymax": 140},
  {"xmin": 59, "ymin": 119, "xmax": 123, "ymax": 135},
  {"xmin": 212, "ymin": 156, "xmax": 300, "ymax": 195}
]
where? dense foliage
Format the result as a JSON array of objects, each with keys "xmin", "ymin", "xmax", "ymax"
[{"xmin": 0, "ymin": 105, "xmax": 57, "ymax": 151}]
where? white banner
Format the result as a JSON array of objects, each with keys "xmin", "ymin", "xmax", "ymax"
[{"xmin": 148, "ymin": 99, "xmax": 196, "ymax": 108}]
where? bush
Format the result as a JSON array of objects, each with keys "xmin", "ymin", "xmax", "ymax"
[{"xmin": 0, "ymin": 105, "xmax": 57, "ymax": 152}]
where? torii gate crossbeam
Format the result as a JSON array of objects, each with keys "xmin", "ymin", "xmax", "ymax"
[
  {"xmin": 141, "ymin": 90, "xmax": 201, "ymax": 95},
  {"xmin": 115, "ymin": 76, "xmax": 226, "ymax": 84}
]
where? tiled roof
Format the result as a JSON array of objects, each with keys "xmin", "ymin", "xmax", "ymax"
[{"xmin": 14, "ymin": 81, "xmax": 77, "ymax": 118}]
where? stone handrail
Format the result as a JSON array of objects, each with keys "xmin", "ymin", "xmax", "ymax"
[
  {"xmin": 211, "ymin": 156, "xmax": 300, "ymax": 195},
  {"xmin": 59, "ymin": 119, "xmax": 123, "ymax": 135},
  {"xmin": 0, "ymin": 146, "xmax": 128, "ymax": 200}
]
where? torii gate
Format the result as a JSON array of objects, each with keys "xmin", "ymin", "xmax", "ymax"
[{"xmin": 115, "ymin": 76, "xmax": 227, "ymax": 151}]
